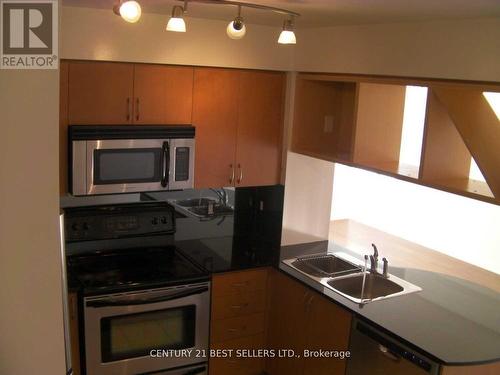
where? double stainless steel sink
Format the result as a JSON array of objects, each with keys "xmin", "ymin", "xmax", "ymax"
[{"xmin": 283, "ymin": 254, "xmax": 421, "ymax": 304}]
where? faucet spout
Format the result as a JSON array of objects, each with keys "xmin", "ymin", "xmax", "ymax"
[{"xmin": 370, "ymin": 243, "xmax": 379, "ymax": 273}]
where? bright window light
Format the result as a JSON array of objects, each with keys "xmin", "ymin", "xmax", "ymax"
[
  {"xmin": 469, "ymin": 158, "xmax": 486, "ymax": 182},
  {"xmin": 399, "ymin": 86, "xmax": 428, "ymax": 167},
  {"xmin": 483, "ymin": 92, "xmax": 500, "ymax": 121},
  {"xmin": 331, "ymin": 163, "xmax": 500, "ymax": 275}
]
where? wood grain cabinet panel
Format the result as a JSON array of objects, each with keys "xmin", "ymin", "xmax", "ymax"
[
  {"xmin": 210, "ymin": 313, "xmax": 266, "ymax": 344},
  {"xmin": 68, "ymin": 61, "xmax": 134, "ymax": 124},
  {"xmin": 210, "ymin": 334, "xmax": 266, "ymax": 375},
  {"xmin": 212, "ymin": 268, "xmax": 267, "ymax": 297},
  {"xmin": 212, "ymin": 290, "xmax": 267, "ymax": 320},
  {"xmin": 303, "ymin": 292, "xmax": 352, "ymax": 375},
  {"xmin": 210, "ymin": 269, "xmax": 269, "ymax": 375},
  {"xmin": 133, "ymin": 64, "xmax": 193, "ymax": 124},
  {"xmin": 192, "ymin": 68, "xmax": 239, "ymax": 188},
  {"xmin": 266, "ymin": 270, "xmax": 352, "ymax": 375},
  {"xmin": 236, "ymin": 70, "xmax": 285, "ymax": 187}
]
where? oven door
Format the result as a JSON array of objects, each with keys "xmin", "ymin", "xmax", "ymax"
[{"xmin": 84, "ymin": 283, "xmax": 210, "ymax": 375}]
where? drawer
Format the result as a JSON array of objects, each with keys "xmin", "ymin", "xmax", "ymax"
[
  {"xmin": 212, "ymin": 268, "xmax": 268, "ymax": 297},
  {"xmin": 212, "ymin": 290, "xmax": 266, "ymax": 320},
  {"xmin": 211, "ymin": 313, "xmax": 265, "ymax": 343},
  {"xmin": 209, "ymin": 335, "xmax": 265, "ymax": 375}
]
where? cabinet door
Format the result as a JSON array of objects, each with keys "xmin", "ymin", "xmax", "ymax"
[
  {"xmin": 266, "ymin": 270, "xmax": 309, "ymax": 375},
  {"xmin": 192, "ymin": 68, "xmax": 239, "ymax": 188},
  {"xmin": 236, "ymin": 71, "xmax": 284, "ymax": 187},
  {"xmin": 133, "ymin": 65, "xmax": 193, "ymax": 124},
  {"xmin": 303, "ymin": 294, "xmax": 352, "ymax": 375},
  {"xmin": 68, "ymin": 61, "xmax": 134, "ymax": 124}
]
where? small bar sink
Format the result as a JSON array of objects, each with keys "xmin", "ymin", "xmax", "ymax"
[
  {"xmin": 291, "ymin": 254, "xmax": 361, "ymax": 278},
  {"xmin": 327, "ymin": 273, "xmax": 403, "ymax": 300},
  {"xmin": 173, "ymin": 198, "xmax": 218, "ymax": 208}
]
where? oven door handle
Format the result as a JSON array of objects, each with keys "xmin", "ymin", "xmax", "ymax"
[
  {"xmin": 161, "ymin": 141, "xmax": 170, "ymax": 188},
  {"xmin": 86, "ymin": 286, "xmax": 208, "ymax": 308}
]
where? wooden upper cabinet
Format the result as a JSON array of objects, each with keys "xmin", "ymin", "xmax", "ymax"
[
  {"xmin": 236, "ymin": 71, "xmax": 284, "ymax": 187},
  {"xmin": 133, "ymin": 64, "xmax": 193, "ymax": 124},
  {"xmin": 192, "ymin": 67, "xmax": 239, "ymax": 188},
  {"xmin": 68, "ymin": 61, "xmax": 134, "ymax": 124}
]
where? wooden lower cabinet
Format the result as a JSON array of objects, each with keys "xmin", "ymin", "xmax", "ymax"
[
  {"xmin": 266, "ymin": 269, "xmax": 352, "ymax": 375},
  {"xmin": 440, "ymin": 362, "xmax": 500, "ymax": 375},
  {"xmin": 209, "ymin": 268, "xmax": 269, "ymax": 375}
]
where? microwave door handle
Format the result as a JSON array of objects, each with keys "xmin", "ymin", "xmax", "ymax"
[
  {"xmin": 86, "ymin": 286, "xmax": 208, "ymax": 308},
  {"xmin": 161, "ymin": 141, "xmax": 170, "ymax": 188}
]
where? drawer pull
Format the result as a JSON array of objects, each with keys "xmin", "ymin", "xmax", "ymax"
[
  {"xmin": 228, "ymin": 328, "xmax": 238, "ymax": 333},
  {"xmin": 230, "ymin": 303, "xmax": 249, "ymax": 309},
  {"xmin": 231, "ymin": 282, "xmax": 249, "ymax": 287}
]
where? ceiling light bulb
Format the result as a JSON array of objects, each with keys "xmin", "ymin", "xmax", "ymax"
[
  {"xmin": 278, "ymin": 18, "xmax": 296, "ymax": 45},
  {"xmin": 227, "ymin": 17, "xmax": 246, "ymax": 40},
  {"xmin": 166, "ymin": 5, "xmax": 186, "ymax": 32},
  {"xmin": 119, "ymin": 1, "xmax": 141, "ymax": 23}
]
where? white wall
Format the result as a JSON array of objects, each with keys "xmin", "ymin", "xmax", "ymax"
[
  {"xmin": 296, "ymin": 17, "xmax": 500, "ymax": 82},
  {"xmin": 331, "ymin": 164, "xmax": 500, "ymax": 275},
  {"xmin": 281, "ymin": 153, "xmax": 334, "ymax": 245},
  {"xmin": 0, "ymin": 69, "xmax": 66, "ymax": 373},
  {"xmin": 61, "ymin": 6, "xmax": 294, "ymax": 70}
]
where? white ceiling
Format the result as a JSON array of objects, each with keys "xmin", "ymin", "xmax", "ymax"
[{"xmin": 63, "ymin": 0, "xmax": 500, "ymax": 28}]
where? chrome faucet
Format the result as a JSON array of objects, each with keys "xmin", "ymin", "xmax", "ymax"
[
  {"xmin": 369, "ymin": 243, "xmax": 379, "ymax": 273},
  {"xmin": 210, "ymin": 188, "xmax": 228, "ymax": 206}
]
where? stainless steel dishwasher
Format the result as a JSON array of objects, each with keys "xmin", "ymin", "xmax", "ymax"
[{"xmin": 346, "ymin": 318, "xmax": 440, "ymax": 375}]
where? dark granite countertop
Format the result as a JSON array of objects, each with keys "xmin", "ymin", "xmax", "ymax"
[{"xmin": 279, "ymin": 240, "xmax": 500, "ymax": 366}]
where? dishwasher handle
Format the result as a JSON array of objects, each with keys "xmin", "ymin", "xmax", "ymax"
[{"xmin": 355, "ymin": 321, "xmax": 434, "ymax": 373}]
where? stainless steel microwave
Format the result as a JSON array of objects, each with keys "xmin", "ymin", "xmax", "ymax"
[{"xmin": 69, "ymin": 126, "xmax": 195, "ymax": 196}]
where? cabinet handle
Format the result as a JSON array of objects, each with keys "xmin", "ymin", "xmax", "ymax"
[
  {"xmin": 230, "ymin": 303, "xmax": 249, "ymax": 309},
  {"xmin": 231, "ymin": 282, "xmax": 248, "ymax": 288},
  {"xmin": 379, "ymin": 345, "xmax": 400, "ymax": 362},
  {"xmin": 237, "ymin": 163, "xmax": 243, "ymax": 184},
  {"xmin": 135, "ymin": 98, "xmax": 140, "ymax": 121},
  {"xmin": 126, "ymin": 97, "xmax": 131, "ymax": 121},
  {"xmin": 305, "ymin": 295, "xmax": 314, "ymax": 313},
  {"xmin": 229, "ymin": 164, "xmax": 235, "ymax": 185}
]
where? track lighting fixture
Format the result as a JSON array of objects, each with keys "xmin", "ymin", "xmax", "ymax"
[
  {"xmin": 113, "ymin": 1, "xmax": 300, "ymax": 45},
  {"xmin": 113, "ymin": 0, "xmax": 142, "ymax": 23},
  {"xmin": 278, "ymin": 18, "xmax": 296, "ymax": 45},
  {"xmin": 166, "ymin": 4, "xmax": 187, "ymax": 32},
  {"xmin": 226, "ymin": 5, "xmax": 246, "ymax": 40}
]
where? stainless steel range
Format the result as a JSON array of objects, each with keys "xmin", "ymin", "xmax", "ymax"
[{"xmin": 64, "ymin": 202, "xmax": 209, "ymax": 375}]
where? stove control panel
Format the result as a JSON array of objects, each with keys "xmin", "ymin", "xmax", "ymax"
[{"xmin": 64, "ymin": 202, "xmax": 175, "ymax": 242}]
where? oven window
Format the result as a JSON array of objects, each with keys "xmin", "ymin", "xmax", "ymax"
[
  {"xmin": 94, "ymin": 148, "xmax": 162, "ymax": 185},
  {"xmin": 101, "ymin": 306, "xmax": 196, "ymax": 363}
]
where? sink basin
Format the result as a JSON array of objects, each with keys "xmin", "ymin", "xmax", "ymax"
[
  {"xmin": 168, "ymin": 197, "xmax": 233, "ymax": 218},
  {"xmin": 291, "ymin": 254, "xmax": 360, "ymax": 277},
  {"xmin": 173, "ymin": 198, "xmax": 218, "ymax": 208},
  {"xmin": 327, "ymin": 273, "xmax": 403, "ymax": 300},
  {"xmin": 282, "ymin": 253, "xmax": 422, "ymax": 304},
  {"xmin": 188, "ymin": 205, "xmax": 234, "ymax": 217}
]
